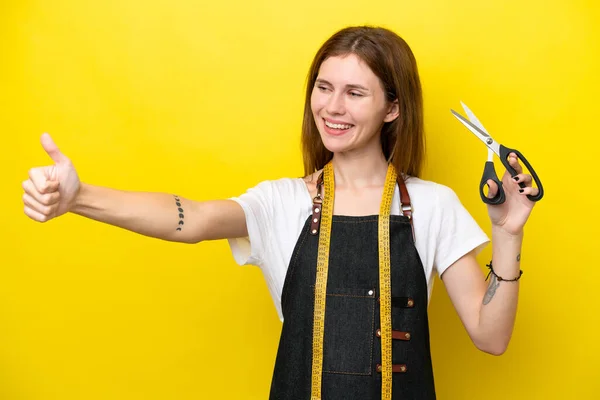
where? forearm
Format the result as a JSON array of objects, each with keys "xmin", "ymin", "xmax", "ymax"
[
  {"xmin": 71, "ymin": 183, "xmax": 200, "ymax": 243},
  {"xmin": 476, "ymin": 226, "xmax": 523, "ymax": 354}
]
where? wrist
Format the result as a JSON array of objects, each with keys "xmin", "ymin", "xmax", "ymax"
[
  {"xmin": 486, "ymin": 259, "xmax": 523, "ymax": 282},
  {"xmin": 490, "ymin": 225, "xmax": 523, "ymax": 276},
  {"xmin": 71, "ymin": 182, "xmax": 89, "ymax": 214},
  {"xmin": 492, "ymin": 224, "xmax": 524, "ymax": 242}
]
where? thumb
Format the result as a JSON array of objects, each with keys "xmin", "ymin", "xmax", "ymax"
[
  {"xmin": 486, "ymin": 179, "xmax": 499, "ymax": 199},
  {"xmin": 41, "ymin": 133, "xmax": 69, "ymax": 164}
]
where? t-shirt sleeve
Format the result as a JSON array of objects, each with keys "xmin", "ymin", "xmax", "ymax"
[
  {"xmin": 433, "ymin": 183, "xmax": 490, "ymax": 277},
  {"xmin": 226, "ymin": 180, "xmax": 274, "ymax": 267}
]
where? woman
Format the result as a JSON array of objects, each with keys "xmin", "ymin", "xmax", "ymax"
[{"xmin": 22, "ymin": 26, "xmax": 537, "ymax": 399}]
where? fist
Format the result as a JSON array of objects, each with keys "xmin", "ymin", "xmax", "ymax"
[{"xmin": 22, "ymin": 133, "xmax": 81, "ymax": 222}]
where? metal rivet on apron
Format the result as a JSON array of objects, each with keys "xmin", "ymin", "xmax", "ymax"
[
  {"xmin": 400, "ymin": 365, "xmax": 407, "ymax": 373},
  {"xmin": 405, "ymin": 333, "xmax": 411, "ymax": 340},
  {"xmin": 376, "ymin": 364, "xmax": 382, "ymax": 373},
  {"xmin": 313, "ymin": 218, "xmax": 318, "ymax": 223},
  {"xmin": 312, "ymin": 229, "xmax": 317, "ymax": 234},
  {"xmin": 368, "ymin": 290, "xmax": 374, "ymax": 296},
  {"xmin": 407, "ymin": 298, "xmax": 414, "ymax": 307},
  {"xmin": 376, "ymin": 329, "xmax": 381, "ymax": 337},
  {"xmin": 315, "ymin": 208, "xmax": 320, "ymax": 213}
]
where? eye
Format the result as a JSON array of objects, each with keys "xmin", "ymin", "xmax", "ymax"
[
  {"xmin": 349, "ymin": 91, "xmax": 363, "ymax": 97},
  {"xmin": 317, "ymin": 85, "xmax": 329, "ymax": 92}
]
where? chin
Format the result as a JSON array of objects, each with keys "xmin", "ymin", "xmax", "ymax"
[
  {"xmin": 318, "ymin": 133, "xmax": 351, "ymax": 154},
  {"xmin": 317, "ymin": 127, "xmax": 356, "ymax": 154}
]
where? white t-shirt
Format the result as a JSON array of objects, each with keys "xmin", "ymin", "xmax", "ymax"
[{"xmin": 227, "ymin": 176, "xmax": 490, "ymax": 322}]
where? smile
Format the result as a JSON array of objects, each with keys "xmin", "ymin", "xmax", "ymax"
[{"xmin": 323, "ymin": 119, "xmax": 354, "ymax": 131}]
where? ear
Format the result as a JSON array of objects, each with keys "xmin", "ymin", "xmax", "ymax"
[{"xmin": 383, "ymin": 99, "xmax": 400, "ymax": 123}]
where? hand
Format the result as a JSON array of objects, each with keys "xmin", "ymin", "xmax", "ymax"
[
  {"xmin": 22, "ymin": 133, "xmax": 81, "ymax": 222},
  {"xmin": 485, "ymin": 153, "xmax": 538, "ymax": 236}
]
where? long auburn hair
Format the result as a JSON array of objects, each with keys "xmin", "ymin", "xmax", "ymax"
[{"xmin": 301, "ymin": 26, "xmax": 425, "ymax": 178}]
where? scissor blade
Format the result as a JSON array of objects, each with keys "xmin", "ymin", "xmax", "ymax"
[
  {"xmin": 460, "ymin": 102, "xmax": 493, "ymax": 161},
  {"xmin": 460, "ymin": 101, "xmax": 489, "ymax": 135},
  {"xmin": 450, "ymin": 109, "xmax": 500, "ymax": 156}
]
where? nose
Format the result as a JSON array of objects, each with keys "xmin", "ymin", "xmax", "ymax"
[{"xmin": 326, "ymin": 92, "xmax": 345, "ymax": 115}]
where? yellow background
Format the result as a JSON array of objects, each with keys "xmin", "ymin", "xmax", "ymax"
[{"xmin": 2, "ymin": 0, "xmax": 598, "ymax": 398}]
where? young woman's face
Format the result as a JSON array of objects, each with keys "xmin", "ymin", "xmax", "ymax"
[{"xmin": 311, "ymin": 53, "xmax": 399, "ymax": 156}]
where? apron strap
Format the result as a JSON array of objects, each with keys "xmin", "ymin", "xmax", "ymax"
[
  {"xmin": 309, "ymin": 171, "xmax": 325, "ymax": 236},
  {"xmin": 397, "ymin": 175, "xmax": 415, "ymax": 242},
  {"xmin": 396, "ymin": 175, "xmax": 412, "ymax": 219}
]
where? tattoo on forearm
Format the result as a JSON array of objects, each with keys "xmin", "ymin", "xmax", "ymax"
[
  {"xmin": 174, "ymin": 195, "xmax": 184, "ymax": 231},
  {"xmin": 517, "ymin": 253, "xmax": 521, "ymax": 262},
  {"xmin": 483, "ymin": 274, "xmax": 500, "ymax": 305}
]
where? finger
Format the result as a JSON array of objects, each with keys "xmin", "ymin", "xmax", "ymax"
[
  {"xmin": 507, "ymin": 152, "xmax": 523, "ymax": 175},
  {"xmin": 41, "ymin": 133, "xmax": 70, "ymax": 165},
  {"xmin": 22, "ymin": 180, "xmax": 61, "ymax": 206},
  {"xmin": 22, "ymin": 179, "xmax": 38, "ymax": 197},
  {"xmin": 512, "ymin": 173, "xmax": 533, "ymax": 186},
  {"xmin": 24, "ymin": 205, "xmax": 51, "ymax": 222},
  {"xmin": 486, "ymin": 179, "xmax": 499, "ymax": 198},
  {"xmin": 518, "ymin": 186, "xmax": 540, "ymax": 197},
  {"xmin": 27, "ymin": 168, "xmax": 59, "ymax": 194},
  {"xmin": 22, "ymin": 192, "xmax": 56, "ymax": 217}
]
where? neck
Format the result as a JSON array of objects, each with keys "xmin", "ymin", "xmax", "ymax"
[{"xmin": 331, "ymin": 146, "xmax": 389, "ymax": 189}]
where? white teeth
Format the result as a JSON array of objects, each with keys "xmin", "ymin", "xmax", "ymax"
[{"xmin": 325, "ymin": 120, "xmax": 352, "ymax": 130}]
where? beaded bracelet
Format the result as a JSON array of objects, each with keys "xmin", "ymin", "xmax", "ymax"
[{"xmin": 485, "ymin": 260, "xmax": 523, "ymax": 282}]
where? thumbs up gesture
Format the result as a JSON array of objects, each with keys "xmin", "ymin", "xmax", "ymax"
[{"xmin": 23, "ymin": 133, "xmax": 81, "ymax": 222}]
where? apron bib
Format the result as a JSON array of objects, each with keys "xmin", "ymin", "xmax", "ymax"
[{"xmin": 269, "ymin": 162, "xmax": 436, "ymax": 399}]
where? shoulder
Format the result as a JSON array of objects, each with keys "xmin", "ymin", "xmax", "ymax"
[
  {"xmin": 238, "ymin": 175, "xmax": 304, "ymax": 194},
  {"xmin": 234, "ymin": 175, "xmax": 312, "ymax": 210},
  {"xmin": 405, "ymin": 175, "xmax": 456, "ymax": 195},
  {"xmin": 403, "ymin": 176, "xmax": 461, "ymax": 211},
  {"xmin": 268, "ymin": 176, "xmax": 313, "ymax": 199}
]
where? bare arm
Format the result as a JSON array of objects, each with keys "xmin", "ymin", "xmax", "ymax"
[
  {"xmin": 440, "ymin": 226, "xmax": 522, "ymax": 356},
  {"xmin": 71, "ymin": 183, "xmax": 248, "ymax": 244},
  {"xmin": 22, "ymin": 134, "xmax": 248, "ymax": 244},
  {"xmin": 440, "ymin": 153, "xmax": 536, "ymax": 355}
]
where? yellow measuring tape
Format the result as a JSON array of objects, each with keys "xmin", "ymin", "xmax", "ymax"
[
  {"xmin": 310, "ymin": 161, "xmax": 334, "ymax": 399},
  {"xmin": 311, "ymin": 161, "xmax": 397, "ymax": 400},
  {"xmin": 378, "ymin": 163, "xmax": 397, "ymax": 399}
]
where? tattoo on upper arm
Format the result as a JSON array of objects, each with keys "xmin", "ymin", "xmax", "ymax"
[
  {"xmin": 483, "ymin": 274, "xmax": 500, "ymax": 305},
  {"xmin": 174, "ymin": 195, "xmax": 184, "ymax": 231}
]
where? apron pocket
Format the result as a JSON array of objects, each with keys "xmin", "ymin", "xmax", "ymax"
[{"xmin": 321, "ymin": 287, "xmax": 376, "ymax": 375}]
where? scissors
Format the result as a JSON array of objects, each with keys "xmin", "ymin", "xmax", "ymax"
[{"xmin": 450, "ymin": 102, "xmax": 544, "ymax": 205}]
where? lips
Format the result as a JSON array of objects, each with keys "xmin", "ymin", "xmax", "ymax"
[{"xmin": 322, "ymin": 118, "xmax": 354, "ymax": 136}]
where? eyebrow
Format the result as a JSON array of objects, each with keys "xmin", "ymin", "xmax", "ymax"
[{"xmin": 315, "ymin": 78, "xmax": 370, "ymax": 92}]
